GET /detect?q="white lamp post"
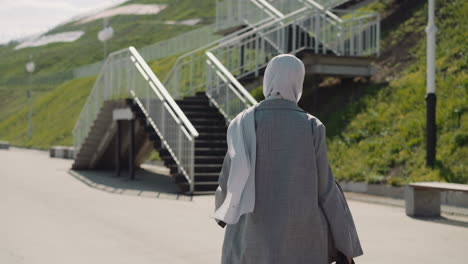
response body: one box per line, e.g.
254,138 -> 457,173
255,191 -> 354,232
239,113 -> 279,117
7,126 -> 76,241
98,18 -> 114,60
425,0 -> 437,167
25,55 -> 35,139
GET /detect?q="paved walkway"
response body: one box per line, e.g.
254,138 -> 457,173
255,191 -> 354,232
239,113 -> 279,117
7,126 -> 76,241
1,147 -> 467,263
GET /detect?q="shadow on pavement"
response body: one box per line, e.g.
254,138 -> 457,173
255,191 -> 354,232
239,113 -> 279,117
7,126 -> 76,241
409,215 -> 468,229
68,165 -> 193,201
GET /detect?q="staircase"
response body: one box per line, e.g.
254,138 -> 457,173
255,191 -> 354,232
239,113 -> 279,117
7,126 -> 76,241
72,0 -> 380,195
72,100 -> 127,170
174,93 -> 228,193
122,92 -> 228,193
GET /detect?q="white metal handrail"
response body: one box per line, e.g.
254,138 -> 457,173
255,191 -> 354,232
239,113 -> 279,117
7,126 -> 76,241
73,46 -> 199,193
138,25 -> 219,62
265,0 -> 307,15
267,0 -> 350,11
216,0 -> 349,30
205,52 -> 257,121
163,1 -> 379,106
314,0 -> 350,9
255,0 -> 285,19
162,14 -> 281,99
202,0 -> 379,124
209,6 -> 379,83
300,0 -> 343,22
72,48 -> 129,156
72,25 -> 219,79
217,0 -> 378,56
201,9 -> 314,122
216,0 -> 280,30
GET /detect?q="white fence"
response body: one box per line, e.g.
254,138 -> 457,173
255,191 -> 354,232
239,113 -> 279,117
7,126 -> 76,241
54,25 -> 219,80
216,0 -> 366,29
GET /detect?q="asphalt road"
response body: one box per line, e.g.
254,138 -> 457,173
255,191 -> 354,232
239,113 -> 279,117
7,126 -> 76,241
1,147 -> 467,263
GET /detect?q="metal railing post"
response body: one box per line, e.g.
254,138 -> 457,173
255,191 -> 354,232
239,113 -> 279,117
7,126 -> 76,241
190,139 -> 195,194
190,56 -> 194,93
177,125 -> 182,174
340,25 -> 344,55
255,36 -> 259,77
350,15 -> 355,56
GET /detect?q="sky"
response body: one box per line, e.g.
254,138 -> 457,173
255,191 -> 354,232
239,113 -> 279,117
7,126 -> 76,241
0,0 -> 128,44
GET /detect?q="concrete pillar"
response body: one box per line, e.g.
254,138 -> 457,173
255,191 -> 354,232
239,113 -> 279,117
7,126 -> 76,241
0,141 -> 10,150
115,120 -> 121,177
129,119 -> 135,180
405,186 -> 441,217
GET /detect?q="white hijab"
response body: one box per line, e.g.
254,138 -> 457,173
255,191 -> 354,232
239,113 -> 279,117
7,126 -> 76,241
263,54 -> 305,102
212,54 -> 305,225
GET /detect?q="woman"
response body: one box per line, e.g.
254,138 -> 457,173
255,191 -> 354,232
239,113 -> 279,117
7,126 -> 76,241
212,54 -> 363,263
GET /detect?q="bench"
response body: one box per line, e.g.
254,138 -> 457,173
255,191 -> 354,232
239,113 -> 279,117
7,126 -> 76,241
0,141 -> 9,150
50,146 -> 75,159
405,182 -> 468,217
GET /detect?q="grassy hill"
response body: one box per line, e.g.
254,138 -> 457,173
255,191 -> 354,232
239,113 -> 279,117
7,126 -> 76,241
250,0 -> 467,184
0,77 -> 95,148
0,0 -> 215,124
320,0 -> 467,185
0,0 -> 215,148
0,0 -> 214,79
0,0 -> 466,185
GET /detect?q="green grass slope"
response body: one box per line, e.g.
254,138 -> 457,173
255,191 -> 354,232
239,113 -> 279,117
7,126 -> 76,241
0,0 -> 216,123
0,51 -> 181,150
0,0 -> 216,148
0,0 -> 215,80
0,77 -> 95,148
325,0 -> 468,184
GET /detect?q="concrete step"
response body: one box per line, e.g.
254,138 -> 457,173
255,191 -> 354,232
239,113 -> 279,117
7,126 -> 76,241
179,181 -> 219,185
185,111 -> 223,119
175,99 -> 210,106
190,118 -> 226,127
177,182 -> 218,193
194,156 -> 225,164
179,96 -> 209,101
168,164 -> 222,174
196,126 -> 227,133
195,140 -> 227,148
90,122 -> 112,132
197,133 -> 226,140
179,105 -> 219,113
174,172 -> 220,183
163,155 -> 224,166
195,147 -> 227,156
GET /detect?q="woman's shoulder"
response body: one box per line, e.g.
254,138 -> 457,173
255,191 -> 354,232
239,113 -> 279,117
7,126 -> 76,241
227,104 -> 257,130
304,112 -> 325,129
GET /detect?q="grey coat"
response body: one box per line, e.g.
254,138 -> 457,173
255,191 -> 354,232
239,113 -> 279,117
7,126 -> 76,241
214,98 -> 363,264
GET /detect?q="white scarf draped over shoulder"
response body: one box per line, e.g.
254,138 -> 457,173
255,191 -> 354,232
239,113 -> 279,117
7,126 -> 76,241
212,104 -> 257,224
212,54 -> 305,225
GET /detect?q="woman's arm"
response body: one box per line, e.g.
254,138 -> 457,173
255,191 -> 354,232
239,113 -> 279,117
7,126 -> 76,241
312,119 -> 363,260
214,152 -> 231,228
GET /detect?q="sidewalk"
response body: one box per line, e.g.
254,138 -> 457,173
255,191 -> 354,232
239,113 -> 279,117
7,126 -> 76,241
1,147 -> 467,263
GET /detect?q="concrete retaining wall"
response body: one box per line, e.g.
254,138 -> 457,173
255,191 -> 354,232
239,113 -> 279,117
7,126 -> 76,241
338,181 -> 468,209
50,146 -> 75,159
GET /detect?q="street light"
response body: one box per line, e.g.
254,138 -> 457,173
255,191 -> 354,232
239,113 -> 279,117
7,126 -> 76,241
25,55 -> 35,139
425,0 -> 437,168
98,18 -> 114,60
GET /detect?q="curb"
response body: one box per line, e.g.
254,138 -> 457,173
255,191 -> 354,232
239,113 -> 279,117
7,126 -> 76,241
338,181 -> 468,209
